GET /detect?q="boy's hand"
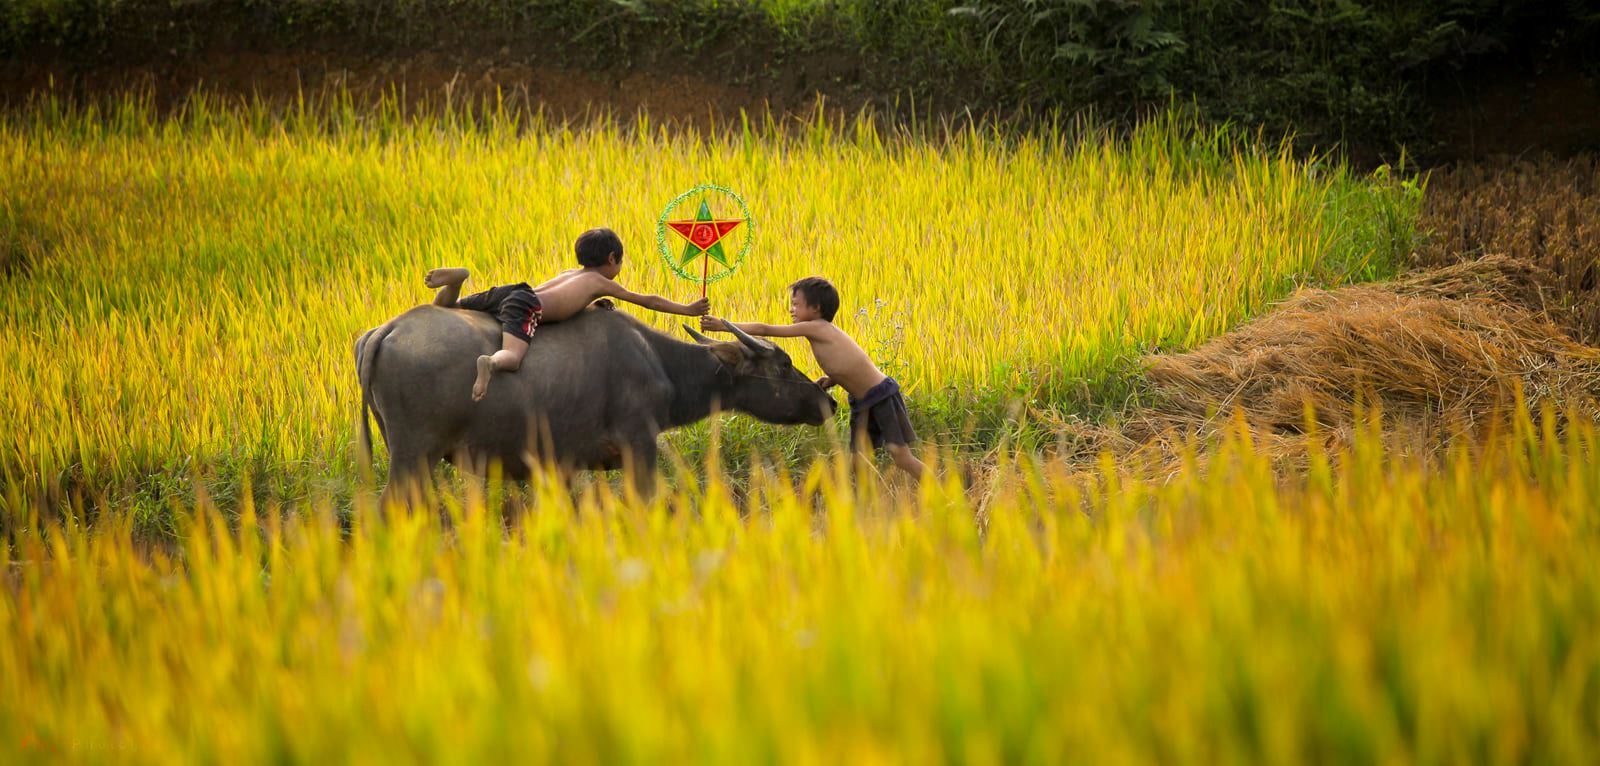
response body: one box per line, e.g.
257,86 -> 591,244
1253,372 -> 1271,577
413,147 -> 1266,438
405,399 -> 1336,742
700,316 -> 727,332
816,376 -> 835,390
685,297 -> 711,316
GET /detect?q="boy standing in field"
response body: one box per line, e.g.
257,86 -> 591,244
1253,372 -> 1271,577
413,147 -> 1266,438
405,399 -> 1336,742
700,277 -> 925,481
427,227 -> 710,401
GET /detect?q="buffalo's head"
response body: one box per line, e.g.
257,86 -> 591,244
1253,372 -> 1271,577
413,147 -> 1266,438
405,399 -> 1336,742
684,324 -> 837,426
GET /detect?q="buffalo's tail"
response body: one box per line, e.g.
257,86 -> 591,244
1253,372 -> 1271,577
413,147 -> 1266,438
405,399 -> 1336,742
355,321 -> 396,464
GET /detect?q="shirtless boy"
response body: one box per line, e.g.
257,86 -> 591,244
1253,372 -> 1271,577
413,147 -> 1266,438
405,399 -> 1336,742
700,276 -> 925,481
426,227 -> 710,401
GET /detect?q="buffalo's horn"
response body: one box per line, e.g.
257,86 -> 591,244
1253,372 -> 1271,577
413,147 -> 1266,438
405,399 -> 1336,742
724,321 -> 775,355
683,325 -> 717,345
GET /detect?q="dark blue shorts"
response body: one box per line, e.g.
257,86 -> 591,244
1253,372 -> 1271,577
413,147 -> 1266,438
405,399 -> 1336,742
847,376 -> 917,451
456,282 -> 543,342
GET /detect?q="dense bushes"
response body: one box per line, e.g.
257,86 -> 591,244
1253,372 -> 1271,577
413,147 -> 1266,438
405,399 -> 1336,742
3,0 -> 1597,157
943,1 -> 1597,152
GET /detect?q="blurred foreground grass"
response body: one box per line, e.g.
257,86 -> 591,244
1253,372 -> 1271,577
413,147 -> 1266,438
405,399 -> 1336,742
2,408 -> 1595,763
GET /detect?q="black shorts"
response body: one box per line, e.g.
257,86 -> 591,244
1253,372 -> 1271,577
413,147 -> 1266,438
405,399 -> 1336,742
456,282 -> 543,343
848,377 -> 917,452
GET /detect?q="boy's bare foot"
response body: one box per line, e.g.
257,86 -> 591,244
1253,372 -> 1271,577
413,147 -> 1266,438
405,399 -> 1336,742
425,267 -> 470,289
472,354 -> 494,401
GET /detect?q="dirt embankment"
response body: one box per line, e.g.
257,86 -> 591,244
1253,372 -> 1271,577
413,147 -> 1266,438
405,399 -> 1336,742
3,48 -> 898,131
2,4 -> 964,134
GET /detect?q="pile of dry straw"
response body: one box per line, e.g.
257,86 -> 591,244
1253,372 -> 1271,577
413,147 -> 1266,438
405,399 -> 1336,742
1072,255 -> 1600,466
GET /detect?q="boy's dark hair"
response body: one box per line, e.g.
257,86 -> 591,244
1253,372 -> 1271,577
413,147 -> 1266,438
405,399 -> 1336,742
575,228 -> 624,267
789,276 -> 840,321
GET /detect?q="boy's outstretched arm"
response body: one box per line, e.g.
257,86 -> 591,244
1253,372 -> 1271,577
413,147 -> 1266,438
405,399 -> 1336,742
700,316 -> 820,339
600,281 -> 710,316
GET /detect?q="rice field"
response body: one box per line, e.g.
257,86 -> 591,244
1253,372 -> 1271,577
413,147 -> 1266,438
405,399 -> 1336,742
0,92 -> 1417,511
4,410 -> 1597,763
13,92 -> 1594,764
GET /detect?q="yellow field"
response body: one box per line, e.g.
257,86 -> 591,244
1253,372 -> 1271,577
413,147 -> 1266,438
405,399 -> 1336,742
3,411 -> 1596,763
7,92 -> 1598,764
0,94 -> 1414,502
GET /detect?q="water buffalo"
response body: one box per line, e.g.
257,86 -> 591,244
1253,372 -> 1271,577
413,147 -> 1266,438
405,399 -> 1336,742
354,303 -> 836,501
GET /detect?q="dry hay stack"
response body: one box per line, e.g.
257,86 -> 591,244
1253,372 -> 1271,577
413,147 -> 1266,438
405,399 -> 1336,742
1079,255 -> 1600,466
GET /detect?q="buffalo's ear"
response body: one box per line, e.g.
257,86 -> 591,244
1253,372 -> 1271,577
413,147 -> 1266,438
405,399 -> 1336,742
709,343 -> 747,367
683,325 -> 717,345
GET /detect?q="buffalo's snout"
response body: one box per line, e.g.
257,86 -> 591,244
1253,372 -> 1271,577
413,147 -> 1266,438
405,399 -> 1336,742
820,392 -> 838,422
805,388 -> 838,425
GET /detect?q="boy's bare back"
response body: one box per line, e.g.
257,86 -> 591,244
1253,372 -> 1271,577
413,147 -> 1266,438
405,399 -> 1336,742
530,269 -> 606,322
788,320 -> 886,399
533,268 -> 709,322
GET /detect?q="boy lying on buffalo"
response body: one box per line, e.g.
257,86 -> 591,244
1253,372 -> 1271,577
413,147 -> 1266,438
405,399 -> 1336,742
426,227 -> 710,401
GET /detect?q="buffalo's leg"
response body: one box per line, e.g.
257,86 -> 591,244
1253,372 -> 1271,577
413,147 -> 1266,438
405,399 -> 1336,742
451,446 -> 503,510
621,439 -> 659,500
380,442 -> 437,509
380,466 -> 427,509
425,267 -> 471,307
